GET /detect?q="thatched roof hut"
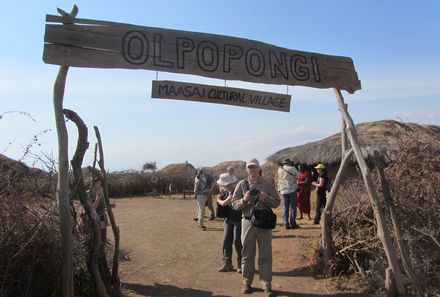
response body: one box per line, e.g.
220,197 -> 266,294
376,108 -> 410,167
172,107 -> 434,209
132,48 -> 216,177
158,161 -> 196,177
0,154 -> 46,178
267,120 -> 439,165
266,120 -> 440,179
210,160 -> 247,179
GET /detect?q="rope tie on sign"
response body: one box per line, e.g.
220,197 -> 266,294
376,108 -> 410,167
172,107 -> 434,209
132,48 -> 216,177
286,85 -> 289,95
224,80 -> 227,87
156,71 -> 158,80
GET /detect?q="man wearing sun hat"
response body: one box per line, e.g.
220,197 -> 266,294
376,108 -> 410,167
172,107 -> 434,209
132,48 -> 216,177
277,158 -> 299,229
232,158 -> 280,297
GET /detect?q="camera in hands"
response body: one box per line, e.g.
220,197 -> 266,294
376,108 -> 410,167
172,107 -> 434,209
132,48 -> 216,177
249,188 -> 260,196
219,191 -> 229,200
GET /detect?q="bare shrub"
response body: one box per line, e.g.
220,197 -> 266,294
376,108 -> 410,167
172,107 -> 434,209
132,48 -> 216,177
0,159 -> 98,297
331,180 -> 385,293
327,125 -> 440,295
106,172 -> 194,197
0,163 -> 62,296
384,130 -> 440,296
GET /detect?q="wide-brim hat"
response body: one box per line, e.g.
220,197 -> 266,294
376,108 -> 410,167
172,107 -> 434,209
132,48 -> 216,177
217,173 -> 239,186
315,163 -> 326,170
282,158 -> 292,165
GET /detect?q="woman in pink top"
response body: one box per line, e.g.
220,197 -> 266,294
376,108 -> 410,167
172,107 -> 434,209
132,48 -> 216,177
297,164 -> 312,220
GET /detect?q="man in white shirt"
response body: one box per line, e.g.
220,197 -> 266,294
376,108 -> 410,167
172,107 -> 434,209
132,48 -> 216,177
277,158 -> 299,229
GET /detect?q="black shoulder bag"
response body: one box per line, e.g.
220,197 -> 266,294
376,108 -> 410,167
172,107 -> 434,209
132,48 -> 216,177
216,191 -> 230,218
245,180 -> 277,229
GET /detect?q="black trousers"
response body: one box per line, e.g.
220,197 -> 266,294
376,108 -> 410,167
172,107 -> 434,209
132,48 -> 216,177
314,192 -> 327,224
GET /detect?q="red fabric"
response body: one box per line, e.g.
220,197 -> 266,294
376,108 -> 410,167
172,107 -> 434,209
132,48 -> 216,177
297,170 -> 311,214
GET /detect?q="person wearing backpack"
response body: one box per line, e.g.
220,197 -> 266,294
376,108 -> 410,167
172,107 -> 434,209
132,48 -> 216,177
232,158 -> 280,297
311,164 -> 328,225
277,158 -> 300,229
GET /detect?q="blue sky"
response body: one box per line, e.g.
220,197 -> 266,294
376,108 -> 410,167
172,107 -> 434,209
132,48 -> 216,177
1,1 -> 439,171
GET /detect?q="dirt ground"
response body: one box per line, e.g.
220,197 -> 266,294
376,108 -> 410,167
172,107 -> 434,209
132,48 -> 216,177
112,195 -> 368,297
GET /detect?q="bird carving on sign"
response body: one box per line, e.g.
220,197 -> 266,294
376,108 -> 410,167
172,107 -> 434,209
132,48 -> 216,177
57,4 -> 78,19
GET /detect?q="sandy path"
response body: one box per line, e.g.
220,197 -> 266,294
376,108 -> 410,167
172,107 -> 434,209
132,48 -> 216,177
113,196 -> 367,297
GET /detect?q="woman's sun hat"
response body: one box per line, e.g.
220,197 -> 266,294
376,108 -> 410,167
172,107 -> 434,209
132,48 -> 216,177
217,173 -> 239,186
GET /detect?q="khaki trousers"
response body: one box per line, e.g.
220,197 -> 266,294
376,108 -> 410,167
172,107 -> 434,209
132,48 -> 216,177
196,194 -> 208,228
206,194 -> 215,217
241,218 -> 272,288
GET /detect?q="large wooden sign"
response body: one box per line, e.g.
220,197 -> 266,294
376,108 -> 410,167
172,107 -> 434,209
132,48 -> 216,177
43,15 -> 361,93
151,80 -> 291,112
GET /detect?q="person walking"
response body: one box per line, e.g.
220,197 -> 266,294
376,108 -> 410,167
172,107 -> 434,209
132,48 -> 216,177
194,169 -> 208,230
203,170 -> 216,220
216,173 -> 242,273
277,158 -> 299,229
311,164 -> 328,225
232,158 -> 280,297
297,164 -> 312,220
227,165 -> 236,178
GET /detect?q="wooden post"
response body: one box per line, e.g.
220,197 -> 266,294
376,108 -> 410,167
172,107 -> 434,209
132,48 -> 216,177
333,88 -> 406,296
322,112 -> 351,265
341,109 -> 348,155
374,151 -> 424,297
94,126 -> 121,293
54,63 -> 74,297
63,109 -> 108,297
322,148 -> 353,264
52,7 -> 79,296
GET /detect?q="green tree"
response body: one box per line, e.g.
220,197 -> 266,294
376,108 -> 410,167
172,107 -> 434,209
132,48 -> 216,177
142,161 -> 157,172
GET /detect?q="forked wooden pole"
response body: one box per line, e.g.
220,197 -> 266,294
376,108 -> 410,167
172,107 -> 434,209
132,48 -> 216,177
63,109 -> 108,297
94,126 -> 121,293
322,111 -> 351,264
373,151 -> 424,297
333,88 -> 406,296
322,148 -> 353,264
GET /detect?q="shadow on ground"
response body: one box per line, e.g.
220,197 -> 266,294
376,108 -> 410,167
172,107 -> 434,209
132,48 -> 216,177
122,282 -> 233,297
274,291 -> 371,297
272,266 -> 317,278
122,281 -> 370,297
272,234 -> 311,239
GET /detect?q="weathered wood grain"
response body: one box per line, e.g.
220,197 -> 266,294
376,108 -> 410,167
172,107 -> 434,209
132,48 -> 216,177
151,80 -> 291,112
43,15 -> 361,93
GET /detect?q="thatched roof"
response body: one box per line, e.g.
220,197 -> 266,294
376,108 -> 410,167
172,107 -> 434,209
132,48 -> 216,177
210,160 -> 247,179
158,162 -> 196,177
267,120 -> 440,166
0,154 -> 30,173
0,154 -> 46,177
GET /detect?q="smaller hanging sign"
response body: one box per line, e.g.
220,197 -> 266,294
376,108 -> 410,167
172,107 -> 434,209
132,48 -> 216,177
151,80 -> 291,112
